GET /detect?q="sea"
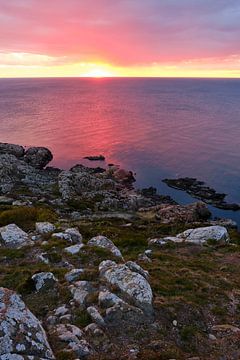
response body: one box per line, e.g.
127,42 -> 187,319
0,77 -> 240,224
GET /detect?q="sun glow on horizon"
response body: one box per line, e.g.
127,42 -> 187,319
0,53 -> 240,78
82,67 -> 115,78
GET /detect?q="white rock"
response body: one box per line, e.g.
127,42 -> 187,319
98,290 -> 124,308
65,228 -> 83,243
52,232 -> 72,241
177,226 -> 229,244
99,260 -> 116,273
65,268 -> 84,283
64,244 -> 84,255
0,224 -> 32,249
55,323 -> 91,357
35,222 -> 56,234
88,235 -> 123,258
99,261 -> 153,311
87,306 -> 105,327
56,323 -> 83,342
148,237 -> 182,246
125,261 -> 149,279
54,305 -> 69,317
70,281 -> 93,306
32,272 -> 58,291
0,287 -> 54,358
84,323 -> 104,336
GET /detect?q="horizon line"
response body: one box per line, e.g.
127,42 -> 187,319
1,76 -> 240,80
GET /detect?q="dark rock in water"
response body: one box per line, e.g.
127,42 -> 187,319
0,142 -> 25,158
139,187 -> 177,206
24,146 -> 53,169
163,177 -> 240,211
70,164 -> 105,174
84,155 -> 105,161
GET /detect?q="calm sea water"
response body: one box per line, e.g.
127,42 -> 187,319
0,78 -> 240,223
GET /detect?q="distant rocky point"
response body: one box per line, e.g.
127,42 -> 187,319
163,177 -> 240,211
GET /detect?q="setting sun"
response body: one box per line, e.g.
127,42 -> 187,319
82,68 -> 114,78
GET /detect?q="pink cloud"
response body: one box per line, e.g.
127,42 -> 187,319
0,0 -> 240,66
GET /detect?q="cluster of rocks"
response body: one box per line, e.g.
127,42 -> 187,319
0,142 -> 239,358
0,219 -> 155,358
0,142 -> 172,214
163,177 -> 240,211
148,225 -> 230,246
138,201 -> 212,224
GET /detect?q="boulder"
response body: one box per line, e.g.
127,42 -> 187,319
88,235 -> 123,258
0,287 -> 54,358
58,168 -> 116,201
112,168 -> 136,186
35,222 -> 56,234
70,281 -> 93,306
0,142 -> 24,158
98,290 -> 124,308
32,272 -> 58,291
138,202 -> 211,223
64,244 -> 84,255
0,224 -> 32,249
87,306 -> 106,327
125,261 -> 149,279
65,228 -> 83,243
24,147 -> 53,169
0,152 -> 59,196
99,261 -> 153,312
55,324 -> 91,357
177,226 -> 229,244
65,268 -> 84,283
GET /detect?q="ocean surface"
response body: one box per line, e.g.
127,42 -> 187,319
0,77 -> 240,224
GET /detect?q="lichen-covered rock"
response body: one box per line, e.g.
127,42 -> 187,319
65,268 -> 84,283
0,287 -> 54,358
0,152 -> 59,196
32,272 -> 58,291
64,244 -> 84,255
88,235 -> 123,258
65,228 -> 83,243
87,306 -> 105,327
0,224 -> 32,249
177,225 -> 230,244
125,261 -> 149,279
99,261 -> 153,312
55,324 -> 91,357
35,222 -> 56,234
0,142 -> 25,158
138,202 -> 211,223
58,167 -> 116,201
24,147 -> 53,169
70,281 -> 93,306
98,290 -> 124,308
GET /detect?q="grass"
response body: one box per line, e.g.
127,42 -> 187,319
0,206 -> 57,230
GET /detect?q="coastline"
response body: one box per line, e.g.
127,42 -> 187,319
0,142 -> 240,359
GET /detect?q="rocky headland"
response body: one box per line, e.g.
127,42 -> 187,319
0,142 -> 240,359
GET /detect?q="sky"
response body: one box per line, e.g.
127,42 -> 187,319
0,0 -> 240,77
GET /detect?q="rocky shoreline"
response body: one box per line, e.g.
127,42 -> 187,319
163,177 -> 240,211
0,142 -> 240,359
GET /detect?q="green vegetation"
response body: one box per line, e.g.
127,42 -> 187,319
0,206 -> 57,230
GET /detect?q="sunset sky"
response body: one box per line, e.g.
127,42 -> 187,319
0,0 -> 240,78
